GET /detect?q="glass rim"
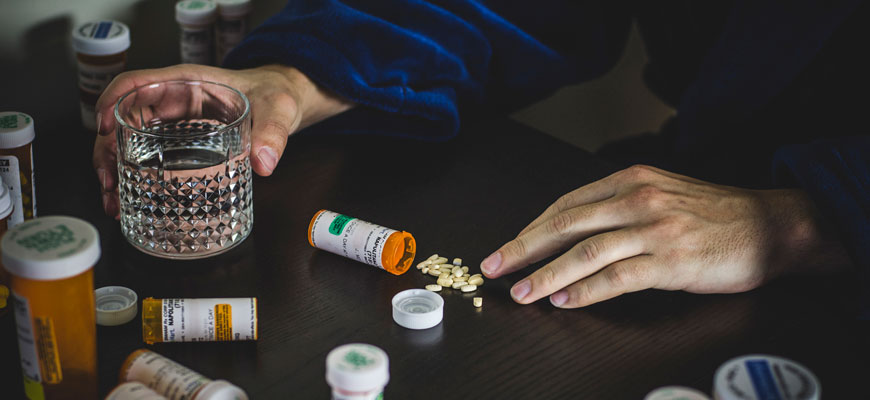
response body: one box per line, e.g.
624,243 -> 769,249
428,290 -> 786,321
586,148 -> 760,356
114,80 -> 250,139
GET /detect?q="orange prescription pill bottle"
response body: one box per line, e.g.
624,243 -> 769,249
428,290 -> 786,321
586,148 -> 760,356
141,297 -> 258,344
0,111 -> 37,226
308,210 -> 416,275
72,21 -> 130,131
120,349 -> 249,400
1,216 -> 101,400
106,381 -> 168,400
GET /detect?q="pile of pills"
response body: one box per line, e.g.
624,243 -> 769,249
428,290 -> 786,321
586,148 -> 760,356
418,254 -> 484,308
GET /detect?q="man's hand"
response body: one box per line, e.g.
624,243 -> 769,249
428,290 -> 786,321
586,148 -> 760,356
93,64 -> 353,218
480,165 -> 850,308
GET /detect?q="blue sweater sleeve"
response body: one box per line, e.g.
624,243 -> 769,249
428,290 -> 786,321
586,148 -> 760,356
223,0 -> 631,140
773,136 -> 870,319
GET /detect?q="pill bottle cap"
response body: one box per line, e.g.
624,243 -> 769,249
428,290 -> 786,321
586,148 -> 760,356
391,289 -> 444,330
96,286 -> 138,326
714,354 -> 820,400
176,0 -> 218,26
1,216 -> 101,281
72,21 -> 131,56
195,380 -> 249,400
326,343 -> 389,392
216,0 -> 252,18
0,177 -> 12,220
0,111 -> 36,148
644,386 -> 710,400
106,382 -> 167,400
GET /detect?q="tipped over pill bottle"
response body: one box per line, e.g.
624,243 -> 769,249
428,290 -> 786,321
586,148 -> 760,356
0,111 -> 37,226
326,343 -> 389,400
308,210 -> 416,275
141,297 -> 258,344
120,349 -> 249,400
2,216 -> 101,399
72,20 -> 130,131
107,381 -> 168,400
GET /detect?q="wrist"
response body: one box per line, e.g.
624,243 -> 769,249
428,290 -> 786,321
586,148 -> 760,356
255,64 -> 354,129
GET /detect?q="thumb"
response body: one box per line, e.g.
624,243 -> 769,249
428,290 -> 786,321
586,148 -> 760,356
250,92 -> 302,176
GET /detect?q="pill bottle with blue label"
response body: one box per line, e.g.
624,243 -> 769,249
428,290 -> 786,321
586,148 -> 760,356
72,21 -> 130,131
308,210 -> 416,275
713,354 -> 819,400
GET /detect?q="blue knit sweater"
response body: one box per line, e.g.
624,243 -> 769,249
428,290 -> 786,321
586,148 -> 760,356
226,0 -> 870,317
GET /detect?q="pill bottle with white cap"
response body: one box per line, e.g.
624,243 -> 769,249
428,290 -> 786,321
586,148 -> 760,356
176,0 -> 218,65
308,210 -> 416,275
0,176 -> 12,317
0,111 -> 37,226
326,343 -> 390,400
71,20 -> 130,131
1,216 -> 101,399
106,381 -> 168,400
644,386 -> 710,400
713,354 -> 820,400
120,349 -> 249,400
215,0 -> 252,64
141,297 -> 258,344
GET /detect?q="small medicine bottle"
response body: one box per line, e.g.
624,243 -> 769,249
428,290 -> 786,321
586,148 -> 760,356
0,177 -> 12,317
107,381 -> 168,400
120,349 -> 249,400
215,0 -> 252,65
1,216 -> 101,400
71,20 -> 131,131
141,297 -> 258,344
326,343 -> 390,400
0,111 -> 37,226
176,0 -> 218,65
308,210 -> 416,275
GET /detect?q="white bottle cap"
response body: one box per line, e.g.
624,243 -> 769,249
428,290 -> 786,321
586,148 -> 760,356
0,177 -> 12,220
714,354 -> 820,400
216,0 -> 252,18
391,289 -> 443,330
72,21 -> 131,56
326,343 -> 389,393
106,381 -> 167,400
1,216 -> 101,281
96,286 -> 138,326
0,111 -> 36,149
176,0 -> 218,26
644,386 -> 710,400
194,380 -> 249,400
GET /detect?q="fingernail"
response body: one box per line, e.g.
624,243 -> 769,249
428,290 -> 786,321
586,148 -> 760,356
550,291 -> 568,307
96,112 -> 102,135
97,168 -> 107,191
511,280 -> 531,302
258,147 -> 278,173
481,251 -> 502,275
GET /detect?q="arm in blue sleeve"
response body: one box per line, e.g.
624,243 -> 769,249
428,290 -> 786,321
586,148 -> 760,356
223,0 -> 631,140
773,136 -> 870,319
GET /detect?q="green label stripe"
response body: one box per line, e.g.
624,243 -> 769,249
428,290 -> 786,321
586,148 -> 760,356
0,115 -> 18,129
328,215 -> 355,235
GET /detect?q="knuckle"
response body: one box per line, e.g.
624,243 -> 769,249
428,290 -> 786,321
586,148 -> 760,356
606,265 -> 632,288
574,283 -> 596,307
622,164 -> 655,181
536,266 -> 559,289
503,238 -> 528,259
629,184 -> 668,210
553,193 -> 573,211
548,211 -> 575,236
574,240 -> 602,264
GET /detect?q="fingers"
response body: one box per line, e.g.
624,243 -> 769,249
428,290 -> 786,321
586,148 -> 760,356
249,90 -> 302,176
93,134 -> 120,218
482,201 -> 629,278
509,228 -> 647,304
548,255 -> 657,308
517,176 -> 620,237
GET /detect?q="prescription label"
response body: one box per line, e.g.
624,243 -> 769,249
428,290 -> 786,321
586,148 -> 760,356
124,351 -> 211,400
310,210 -> 396,269
34,317 -> 62,384
161,298 -> 257,342
77,60 -> 125,95
13,292 -> 43,388
0,155 -> 25,225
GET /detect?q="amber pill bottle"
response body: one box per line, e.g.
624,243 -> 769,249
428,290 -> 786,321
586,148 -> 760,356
1,216 -> 101,399
0,111 -> 37,226
72,21 -> 130,131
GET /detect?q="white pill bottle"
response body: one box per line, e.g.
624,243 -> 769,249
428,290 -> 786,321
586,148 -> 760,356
326,343 -> 389,400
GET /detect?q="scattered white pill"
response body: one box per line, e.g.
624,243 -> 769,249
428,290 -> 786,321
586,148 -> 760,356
428,269 -> 443,277
453,269 -> 463,278
461,266 -> 469,273
453,258 -> 462,266
417,261 -> 431,269
468,276 -> 484,286
452,281 -> 468,289
437,278 -> 454,287
461,284 -> 477,293
428,254 -> 439,260
425,284 -> 442,292
473,297 -> 482,308
453,275 -> 468,282
422,267 -> 429,274
431,257 -> 448,265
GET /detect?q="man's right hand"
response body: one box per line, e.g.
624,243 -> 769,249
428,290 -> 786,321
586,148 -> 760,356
93,64 -> 354,218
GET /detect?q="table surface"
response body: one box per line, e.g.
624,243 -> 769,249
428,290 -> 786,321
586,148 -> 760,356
2,107 -> 870,399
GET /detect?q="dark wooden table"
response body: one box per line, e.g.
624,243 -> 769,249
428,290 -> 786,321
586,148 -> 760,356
2,102 -> 870,399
